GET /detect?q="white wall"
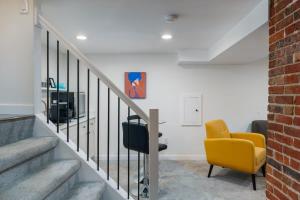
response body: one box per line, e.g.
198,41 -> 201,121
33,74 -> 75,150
88,53 -> 268,160
0,0 -> 35,114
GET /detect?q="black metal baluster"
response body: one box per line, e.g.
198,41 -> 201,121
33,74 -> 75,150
143,148 -> 146,197
127,107 -> 130,199
87,69 -> 90,161
107,88 -> 110,180
117,97 -> 120,189
77,59 -> 80,152
46,31 -> 50,124
67,50 -> 70,142
97,78 -> 100,171
138,117 -> 140,200
56,40 -> 60,133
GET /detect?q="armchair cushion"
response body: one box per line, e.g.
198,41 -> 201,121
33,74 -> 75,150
204,138 -> 256,173
230,132 -> 266,148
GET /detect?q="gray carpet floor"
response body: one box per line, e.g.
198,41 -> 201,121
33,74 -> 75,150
99,160 -> 265,200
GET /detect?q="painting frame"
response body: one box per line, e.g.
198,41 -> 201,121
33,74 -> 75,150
124,72 -> 146,99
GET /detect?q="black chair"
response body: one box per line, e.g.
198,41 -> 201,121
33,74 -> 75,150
122,122 -> 167,154
126,115 -> 163,137
122,115 -> 167,198
251,120 -> 268,141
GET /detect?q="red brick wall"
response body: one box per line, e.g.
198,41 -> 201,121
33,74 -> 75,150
268,0 -> 300,199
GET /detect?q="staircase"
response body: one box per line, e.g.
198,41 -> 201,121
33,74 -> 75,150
0,115 -> 106,200
32,14 -> 159,200
0,13 -> 160,199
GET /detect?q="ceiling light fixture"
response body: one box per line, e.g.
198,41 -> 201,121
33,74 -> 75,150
164,14 -> 179,23
161,34 -> 173,40
76,34 -> 87,40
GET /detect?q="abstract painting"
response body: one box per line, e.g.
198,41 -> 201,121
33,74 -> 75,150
125,72 -> 146,99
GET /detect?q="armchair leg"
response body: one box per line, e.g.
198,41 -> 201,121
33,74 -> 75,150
252,174 -> 256,190
261,164 -> 266,177
208,165 -> 214,178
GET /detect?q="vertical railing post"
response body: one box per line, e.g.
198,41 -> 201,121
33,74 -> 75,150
127,107 -> 130,199
148,109 -> 159,200
117,97 -> 120,189
137,118 -> 141,200
46,31 -> 49,124
107,88 -> 110,180
56,40 -> 60,133
66,50 -> 70,142
87,69 -> 90,161
77,59 -> 80,152
97,78 -> 100,171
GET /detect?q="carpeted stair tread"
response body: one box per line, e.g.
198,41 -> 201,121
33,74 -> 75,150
0,160 -> 80,200
64,182 -> 106,200
0,137 -> 58,173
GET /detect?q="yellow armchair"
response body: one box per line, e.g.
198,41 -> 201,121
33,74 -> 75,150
204,120 -> 266,190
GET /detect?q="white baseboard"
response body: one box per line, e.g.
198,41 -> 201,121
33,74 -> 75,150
96,154 -> 206,161
0,104 -> 34,115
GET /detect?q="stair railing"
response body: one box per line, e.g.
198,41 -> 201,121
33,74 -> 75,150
36,14 -> 159,200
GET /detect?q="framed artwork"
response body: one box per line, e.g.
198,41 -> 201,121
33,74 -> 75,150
125,72 -> 146,99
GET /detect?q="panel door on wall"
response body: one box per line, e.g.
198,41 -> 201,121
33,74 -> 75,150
181,94 -> 202,126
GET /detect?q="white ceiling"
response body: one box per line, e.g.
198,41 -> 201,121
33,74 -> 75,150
209,24 -> 268,65
40,0 -> 263,54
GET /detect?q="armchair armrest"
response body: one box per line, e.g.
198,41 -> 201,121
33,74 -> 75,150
204,138 -> 256,173
230,132 -> 266,148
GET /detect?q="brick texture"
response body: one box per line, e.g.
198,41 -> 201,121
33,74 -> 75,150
268,0 -> 300,199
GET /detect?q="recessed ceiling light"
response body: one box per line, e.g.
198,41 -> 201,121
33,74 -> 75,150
161,34 -> 173,40
164,14 -> 179,23
76,34 -> 87,40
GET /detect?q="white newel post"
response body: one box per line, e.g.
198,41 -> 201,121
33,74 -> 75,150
148,109 -> 159,200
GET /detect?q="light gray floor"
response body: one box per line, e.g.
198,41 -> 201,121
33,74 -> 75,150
99,160 -> 266,200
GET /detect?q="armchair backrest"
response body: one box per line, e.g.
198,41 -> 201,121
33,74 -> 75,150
205,119 -> 231,138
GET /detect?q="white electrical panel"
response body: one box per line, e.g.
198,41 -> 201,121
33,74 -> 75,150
181,94 -> 202,126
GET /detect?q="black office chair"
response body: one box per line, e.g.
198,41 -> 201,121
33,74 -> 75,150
122,115 -> 167,198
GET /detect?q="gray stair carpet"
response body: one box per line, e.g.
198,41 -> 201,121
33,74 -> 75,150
64,182 -> 106,200
0,137 -> 58,173
0,116 -> 107,200
0,116 -> 35,147
0,160 -> 80,200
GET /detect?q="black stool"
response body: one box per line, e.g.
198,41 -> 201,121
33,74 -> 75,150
122,115 -> 167,198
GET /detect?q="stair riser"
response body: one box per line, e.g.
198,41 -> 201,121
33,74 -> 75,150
45,173 -> 78,200
0,149 -> 55,189
0,117 -> 35,147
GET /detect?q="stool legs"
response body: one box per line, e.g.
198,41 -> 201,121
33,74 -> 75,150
140,154 -> 149,198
